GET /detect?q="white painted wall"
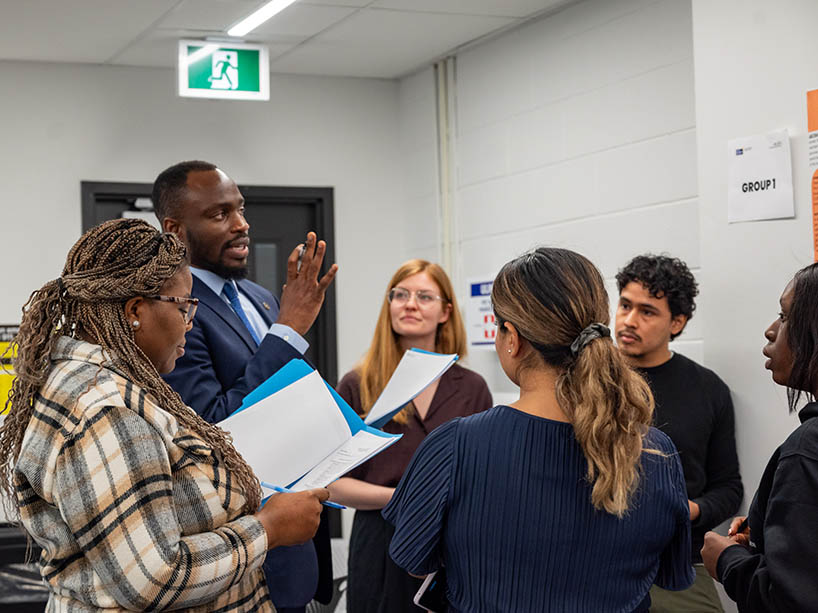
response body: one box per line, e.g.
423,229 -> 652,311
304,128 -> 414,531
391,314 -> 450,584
692,0 -> 816,507
397,67 -> 441,267
337,65 -> 444,370
332,65 -> 442,542
449,0 -> 701,400
0,60 -> 405,379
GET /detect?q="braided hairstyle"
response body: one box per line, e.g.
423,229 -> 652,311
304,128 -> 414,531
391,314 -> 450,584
0,218 -> 261,516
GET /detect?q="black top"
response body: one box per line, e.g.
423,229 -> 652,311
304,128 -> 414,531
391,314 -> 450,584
383,407 -> 695,612
639,353 -> 743,561
717,402 -> 818,612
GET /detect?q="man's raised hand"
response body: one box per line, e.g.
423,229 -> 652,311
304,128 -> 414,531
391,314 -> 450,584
277,232 -> 338,336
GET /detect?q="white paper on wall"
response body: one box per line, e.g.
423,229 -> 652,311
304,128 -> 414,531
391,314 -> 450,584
466,279 -> 496,351
727,129 -> 794,223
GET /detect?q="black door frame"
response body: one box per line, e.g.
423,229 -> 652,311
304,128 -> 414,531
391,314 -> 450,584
80,181 -> 338,385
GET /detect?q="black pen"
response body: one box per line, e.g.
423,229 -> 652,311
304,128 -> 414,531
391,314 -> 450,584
736,518 -> 749,534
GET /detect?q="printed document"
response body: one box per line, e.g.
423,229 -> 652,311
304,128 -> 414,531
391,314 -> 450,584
365,349 -> 459,429
219,361 -> 399,490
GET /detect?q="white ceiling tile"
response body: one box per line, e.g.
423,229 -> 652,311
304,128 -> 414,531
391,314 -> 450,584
371,0 -> 565,18
301,0 -> 374,7
312,8 -> 515,46
269,9 -> 516,78
250,4 -> 358,39
112,29 -> 299,68
0,0 -> 549,77
0,0 -> 179,64
268,41 -> 407,78
158,0 -> 264,32
112,31 -> 183,68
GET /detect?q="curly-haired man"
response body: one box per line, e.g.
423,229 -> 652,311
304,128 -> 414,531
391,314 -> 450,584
616,254 -> 742,612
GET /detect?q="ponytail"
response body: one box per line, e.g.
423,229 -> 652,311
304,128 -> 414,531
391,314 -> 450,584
492,247 -> 656,517
555,338 -> 653,517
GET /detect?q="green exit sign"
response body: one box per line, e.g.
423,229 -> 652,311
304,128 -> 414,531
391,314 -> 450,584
178,40 -> 270,101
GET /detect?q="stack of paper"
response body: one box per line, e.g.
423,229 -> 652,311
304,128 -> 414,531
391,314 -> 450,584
219,348 -> 459,493
219,359 -> 399,493
365,349 -> 459,428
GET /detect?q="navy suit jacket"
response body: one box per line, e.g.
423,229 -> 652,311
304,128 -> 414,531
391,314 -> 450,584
164,276 -> 331,607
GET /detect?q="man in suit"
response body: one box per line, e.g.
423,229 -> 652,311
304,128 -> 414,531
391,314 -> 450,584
152,160 -> 338,612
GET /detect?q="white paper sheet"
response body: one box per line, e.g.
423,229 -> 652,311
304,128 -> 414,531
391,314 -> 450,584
364,350 -> 458,426
466,279 -> 497,351
219,370 -> 351,488
727,129 -> 794,223
289,430 -> 397,491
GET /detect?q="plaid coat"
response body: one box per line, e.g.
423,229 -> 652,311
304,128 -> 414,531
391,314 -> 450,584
14,336 -> 274,611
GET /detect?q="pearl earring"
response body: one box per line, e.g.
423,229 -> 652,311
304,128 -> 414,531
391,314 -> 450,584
132,320 -> 140,329
508,348 -> 512,353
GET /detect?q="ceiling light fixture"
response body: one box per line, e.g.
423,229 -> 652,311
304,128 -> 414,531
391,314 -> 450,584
228,0 -> 300,37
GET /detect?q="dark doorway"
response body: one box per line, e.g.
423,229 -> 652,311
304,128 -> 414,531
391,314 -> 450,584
81,181 -> 338,386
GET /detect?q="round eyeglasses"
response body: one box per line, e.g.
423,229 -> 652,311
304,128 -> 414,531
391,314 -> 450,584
388,287 -> 444,307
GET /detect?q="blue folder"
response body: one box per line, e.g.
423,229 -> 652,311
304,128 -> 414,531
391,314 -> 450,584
233,359 -> 399,489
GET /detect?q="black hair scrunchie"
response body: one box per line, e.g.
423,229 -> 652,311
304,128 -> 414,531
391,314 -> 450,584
569,323 -> 610,357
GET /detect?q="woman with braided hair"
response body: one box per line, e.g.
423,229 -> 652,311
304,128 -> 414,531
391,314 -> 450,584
382,248 -> 694,612
0,218 -> 328,611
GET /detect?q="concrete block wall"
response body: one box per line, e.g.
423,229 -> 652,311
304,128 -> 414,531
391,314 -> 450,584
692,0 -> 818,506
450,0 -> 702,395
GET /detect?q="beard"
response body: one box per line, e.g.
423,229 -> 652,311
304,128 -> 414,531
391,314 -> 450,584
188,231 -> 249,280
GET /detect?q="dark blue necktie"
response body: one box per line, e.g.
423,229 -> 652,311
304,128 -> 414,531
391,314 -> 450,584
222,281 -> 262,345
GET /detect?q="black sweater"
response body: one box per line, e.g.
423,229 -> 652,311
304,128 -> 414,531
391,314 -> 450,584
640,353 -> 743,562
717,402 -> 818,612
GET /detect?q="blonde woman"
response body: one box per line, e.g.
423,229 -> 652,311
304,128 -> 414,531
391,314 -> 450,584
330,259 -> 491,613
383,248 -> 694,612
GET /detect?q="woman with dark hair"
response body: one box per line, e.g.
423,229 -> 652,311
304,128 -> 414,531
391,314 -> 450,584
702,262 -> 818,612
383,248 -> 694,612
0,218 -> 327,611
330,259 -> 491,613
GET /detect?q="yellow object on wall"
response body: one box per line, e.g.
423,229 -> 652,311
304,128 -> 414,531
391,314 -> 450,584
0,341 -> 15,415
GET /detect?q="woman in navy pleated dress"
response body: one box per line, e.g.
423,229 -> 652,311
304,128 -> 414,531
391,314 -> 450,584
383,248 -> 694,612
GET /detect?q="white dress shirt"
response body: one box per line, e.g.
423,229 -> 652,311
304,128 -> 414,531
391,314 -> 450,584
190,267 -> 309,354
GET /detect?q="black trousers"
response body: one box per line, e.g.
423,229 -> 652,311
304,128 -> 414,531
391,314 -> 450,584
346,510 -> 425,613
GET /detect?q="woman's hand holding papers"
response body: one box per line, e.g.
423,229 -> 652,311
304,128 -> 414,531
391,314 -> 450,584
256,487 -> 330,549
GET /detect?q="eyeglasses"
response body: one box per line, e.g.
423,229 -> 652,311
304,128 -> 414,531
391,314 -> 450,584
146,295 -> 199,323
388,287 -> 445,307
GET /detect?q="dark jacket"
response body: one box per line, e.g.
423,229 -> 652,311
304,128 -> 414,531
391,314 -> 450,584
717,402 -> 818,612
164,276 -> 301,423
164,275 -> 332,607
